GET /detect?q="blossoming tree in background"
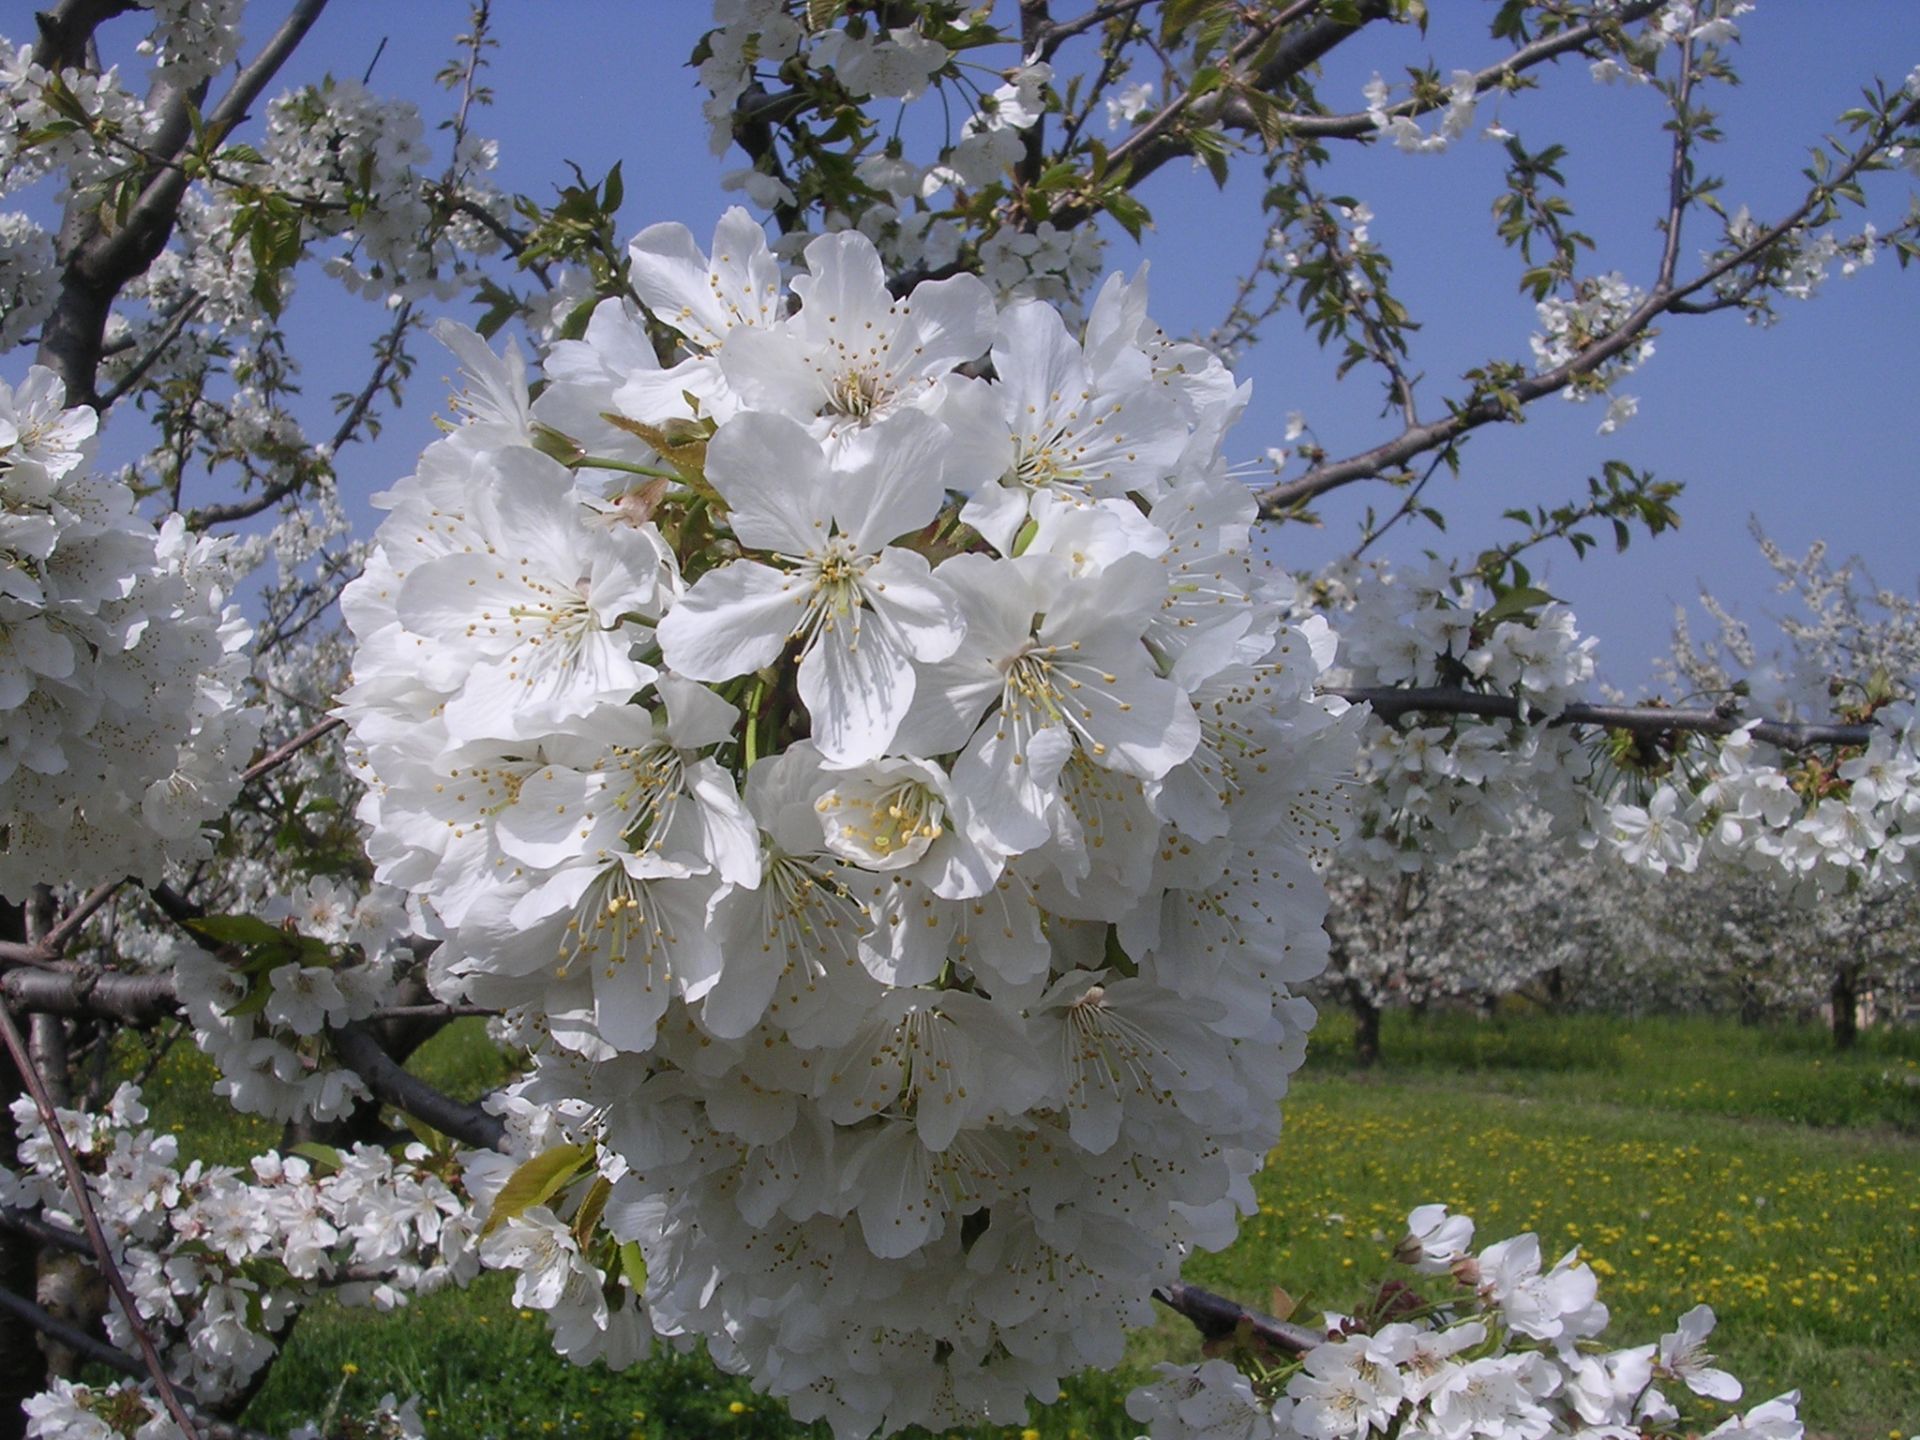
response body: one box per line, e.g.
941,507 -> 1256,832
1,2 -> 1917,1437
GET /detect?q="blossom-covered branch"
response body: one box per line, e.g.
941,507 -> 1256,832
1329,685 -> 1876,751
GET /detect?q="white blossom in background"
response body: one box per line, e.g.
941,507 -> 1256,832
1307,559 -> 1599,885
0,211 -> 54,349
341,212 -> 1360,1438
164,874 -> 415,1123
0,367 -> 262,902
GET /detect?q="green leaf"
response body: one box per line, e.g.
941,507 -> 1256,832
291,1142 -> 344,1175
1105,190 -> 1152,240
617,1239 -> 648,1292
400,1111 -> 453,1155
222,983 -> 274,1020
188,914 -> 295,948
1480,585 -> 1555,628
572,1175 -> 612,1250
482,1143 -> 592,1236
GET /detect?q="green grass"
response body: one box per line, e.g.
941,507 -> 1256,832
117,1013 -> 1920,1440
1312,1008 -> 1920,1132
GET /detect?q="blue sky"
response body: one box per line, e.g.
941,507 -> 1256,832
44,1 -> 1920,697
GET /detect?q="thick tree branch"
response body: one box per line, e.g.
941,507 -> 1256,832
1155,1279 -> 1324,1355
30,0 -> 137,70
327,1023 -> 506,1151
3,967 -> 179,1022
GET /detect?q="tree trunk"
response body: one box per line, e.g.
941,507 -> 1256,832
1352,991 -> 1382,1068
1830,961 -> 1861,1050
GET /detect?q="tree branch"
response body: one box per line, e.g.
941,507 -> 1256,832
1035,0 -> 1155,59
1,1201 -> 90,1257
1652,29 -> 1699,292
30,0 -> 138,70
3,967 -> 179,1022
1155,1279 -> 1324,1355
36,0 -> 330,402
240,716 -> 344,786
1256,90 -> 1920,516
187,301 -> 416,529
1327,686 -> 1875,750
3,962 -> 507,1149
96,294 -> 207,410
327,1023 -> 506,1151
1253,2 -> 1664,140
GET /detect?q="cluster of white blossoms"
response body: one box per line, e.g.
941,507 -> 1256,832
259,76 -> 499,303
168,875 -> 413,1122
1,38 -> 151,195
340,210 -> 1360,1436
1126,1204 -> 1803,1440
0,368 -> 260,901
1531,273 -> 1650,384
1361,70 -> 1486,155
1311,560 -> 1597,878
1604,704 -> 1920,894
1,1083 -> 473,1410
26,1381 -> 425,1440
0,210 -> 54,350
696,4 -> 1104,302
1318,555 -> 1919,904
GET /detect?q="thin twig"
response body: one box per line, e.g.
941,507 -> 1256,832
1653,29 -> 1698,292
240,716 -> 344,786
96,295 -> 206,409
1257,91 -> 1920,514
40,878 -> 127,956
1255,1 -> 1665,140
0,1004 -> 203,1439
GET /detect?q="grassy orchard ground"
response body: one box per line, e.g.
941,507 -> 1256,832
118,1013 -> 1920,1440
